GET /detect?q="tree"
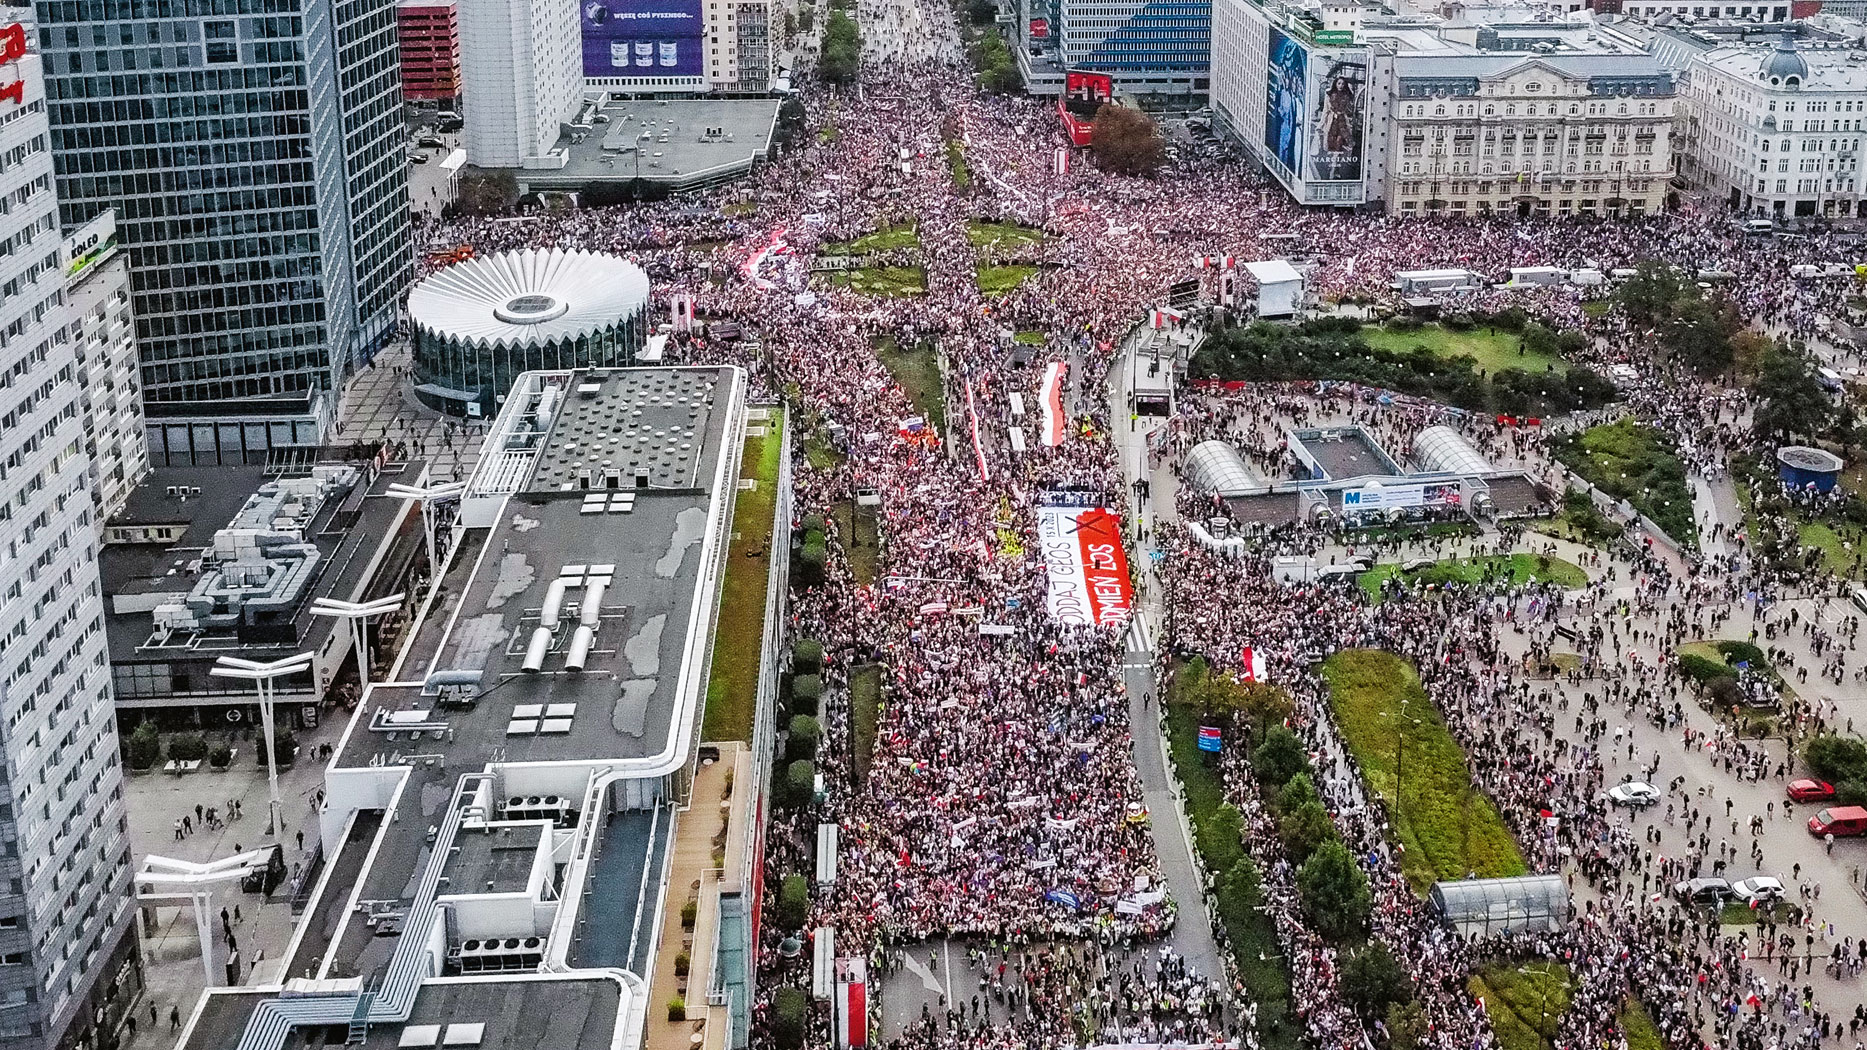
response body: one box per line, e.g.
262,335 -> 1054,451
126,721 -> 161,770
1089,105 -> 1166,175
1222,858 -> 1262,909
168,734 -> 209,763
1275,772 -> 1321,814
971,33 -> 1022,93
819,9 -> 860,83
773,987 -> 809,1050
794,638 -> 825,674
1196,804 -> 1246,874
776,873 -> 811,929
787,714 -> 821,761
1752,343 -> 1833,442
1614,262 -> 1686,329
1237,682 -> 1295,736
1277,799 -> 1334,864
1661,293 -> 1741,376
1386,1000 -> 1430,1050
1340,942 -> 1413,1018
784,759 -> 818,808
790,673 -> 823,717
967,0 -> 995,22
1252,725 -> 1309,787
456,169 -> 519,215
1297,840 -> 1371,941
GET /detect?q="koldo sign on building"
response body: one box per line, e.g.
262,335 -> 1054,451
581,0 -> 704,77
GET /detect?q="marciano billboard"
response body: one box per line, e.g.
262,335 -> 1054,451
582,0 -> 704,78
1307,51 -> 1366,183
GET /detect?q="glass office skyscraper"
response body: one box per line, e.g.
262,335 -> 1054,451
31,0 -> 412,458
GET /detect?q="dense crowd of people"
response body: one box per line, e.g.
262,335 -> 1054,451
398,0 -> 1867,1045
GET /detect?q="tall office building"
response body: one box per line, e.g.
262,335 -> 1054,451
460,0 -> 581,168
30,0 -> 414,464
61,210 -> 149,527
0,33 -> 141,1050
396,0 -> 461,102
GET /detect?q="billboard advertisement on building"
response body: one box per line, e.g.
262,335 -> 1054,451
1263,28 -> 1307,179
581,0 -> 704,78
1307,52 -> 1366,183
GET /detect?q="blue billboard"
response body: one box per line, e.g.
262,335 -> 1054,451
582,0 -> 704,78
1264,28 -> 1307,179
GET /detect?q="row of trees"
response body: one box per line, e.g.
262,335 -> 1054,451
1180,662 -> 1413,1023
1193,315 -> 1616,418
124,720 -> 295,770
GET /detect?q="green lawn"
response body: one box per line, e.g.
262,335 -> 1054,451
1553,417 -> 1697,550
703,409 -> 785,742
824,224 -> 920,255
1362,324 -> 1564,375
1163,701 -> 1301,1050
1798,520 -> 1867,580
1619,1002 -> 1663,1050
849,664 -> 883,788
829,266 -> 927,297
977,264 -> 1039,297
1358,553 -> 1589,602
832,500 -> 880,585
966,220 -> 1050,250
1469,962 -> 1572,1050
1581,300 -> 1612,318
875,334 -> 946,429
1013,330 -> 1046,345
1323,651 -> 1527,891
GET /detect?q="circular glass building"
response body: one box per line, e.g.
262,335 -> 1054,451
408,248 -> 652,415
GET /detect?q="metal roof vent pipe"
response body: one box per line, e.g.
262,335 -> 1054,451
522,627 -> 552,672
565,625 -> 595,672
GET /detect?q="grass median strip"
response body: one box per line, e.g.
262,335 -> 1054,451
1163,700 -> 1300,1050
1324,650 -> 1527,891
1358,553 -> 1589,602
703,409 -> 784,742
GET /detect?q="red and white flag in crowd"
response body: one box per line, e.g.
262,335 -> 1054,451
1053,148 -> 1069,176
834,957 -> 868,1048
1039,361 -> 1068,447
1239,646 -> 1267,682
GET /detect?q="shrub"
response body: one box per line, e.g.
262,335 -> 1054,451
787,715 -> 821,761
126,722 -> 161,770
777,873 -> 811,929
681,900 -> 697,929
674,951 -> 690,977
1714,640 -> 1769,670
794,638 -> 824,674
1277,799 -> 1334,865
1805,734 -> 1867,783
258,729 -> 298,767
796,541 -> 827,587
667,998 -> 686,1022
168,734 -> 209,763
773,988 -> 808,1050
208,743 -> 234,769
1676,653 -> 1735,686
801,512 -> 827,535
785,759 -> 818,808
790,674 -> 823,717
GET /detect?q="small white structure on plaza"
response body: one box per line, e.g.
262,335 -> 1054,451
1241,259 -> 1304,318
1185,440 -> 1265,497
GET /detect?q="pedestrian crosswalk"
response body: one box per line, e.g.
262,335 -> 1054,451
1124,610 -> 1156,654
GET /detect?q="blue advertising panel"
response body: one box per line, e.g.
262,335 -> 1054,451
1264,28 -> 1307,179
582,0 -> 704,78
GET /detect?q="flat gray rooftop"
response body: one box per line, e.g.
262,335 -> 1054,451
535,97 -> 779,187
182,975 -> 623,1050
1295,430 -> 1403,482
444,824 -> 546,896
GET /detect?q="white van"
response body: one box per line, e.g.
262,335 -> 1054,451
1852,586 -> 1867,616
1744,218 -> 1776,236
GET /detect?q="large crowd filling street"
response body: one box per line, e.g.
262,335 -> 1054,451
400,0 -> 1867,1045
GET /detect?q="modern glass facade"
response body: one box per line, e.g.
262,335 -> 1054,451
32,0 -> 412,418
1061,0 -> 1210,76
412,314 -> 646,415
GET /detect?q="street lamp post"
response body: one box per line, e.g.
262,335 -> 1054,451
210,653 -> 314,838
309,593 -> 406,694
386,480 -> 465,592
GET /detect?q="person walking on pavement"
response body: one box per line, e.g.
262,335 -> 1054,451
170,1005 -> 181,1032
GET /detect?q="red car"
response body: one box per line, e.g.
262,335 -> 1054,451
1788,779 -> 1836,803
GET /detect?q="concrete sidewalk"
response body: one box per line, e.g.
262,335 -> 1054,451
118,718 -> 346,1050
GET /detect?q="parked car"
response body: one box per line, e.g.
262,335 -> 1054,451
417,134 -> 446,148
1606,782 -> 1660,807
409,150 -> 429,163
1808,805 -> 1867,837
1787,779 -> 1835,802
1672,877 -> 1733,904
1730,877 -> 1785,903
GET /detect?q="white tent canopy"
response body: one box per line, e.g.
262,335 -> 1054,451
1241,260 -> 1304,318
